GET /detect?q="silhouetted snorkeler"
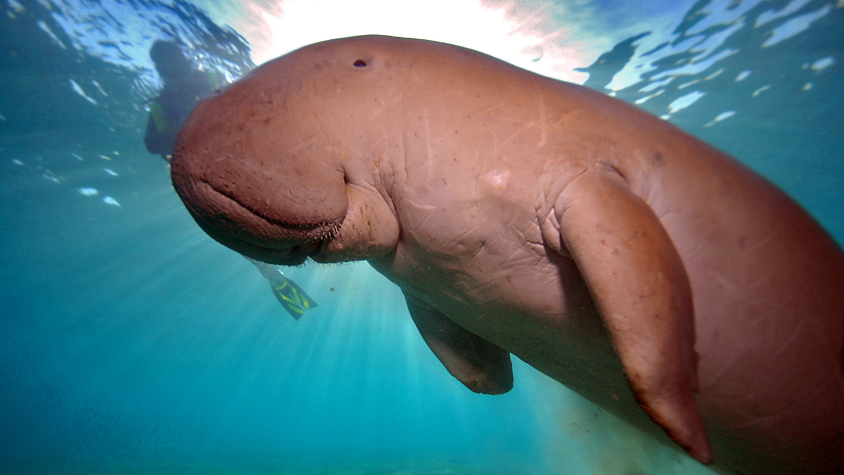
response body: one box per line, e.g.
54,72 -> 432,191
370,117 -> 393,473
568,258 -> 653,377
143,40 -> 317,319
144,40 -> 222,162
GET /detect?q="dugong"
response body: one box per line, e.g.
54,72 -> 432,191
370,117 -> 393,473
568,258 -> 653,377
170,36 -> 844,474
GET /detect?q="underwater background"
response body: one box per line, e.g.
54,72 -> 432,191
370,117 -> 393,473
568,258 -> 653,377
1,0 -> 841,473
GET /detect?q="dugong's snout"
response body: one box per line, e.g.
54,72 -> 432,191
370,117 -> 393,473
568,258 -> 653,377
169,56 -> 402,267
170,159 -> 340,266
169,93 -> 348,266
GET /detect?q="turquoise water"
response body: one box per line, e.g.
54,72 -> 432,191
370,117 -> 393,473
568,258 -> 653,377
1,1 -> 841,474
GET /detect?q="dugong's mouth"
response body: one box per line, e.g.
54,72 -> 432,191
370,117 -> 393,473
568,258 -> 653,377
186,180 -> 341,266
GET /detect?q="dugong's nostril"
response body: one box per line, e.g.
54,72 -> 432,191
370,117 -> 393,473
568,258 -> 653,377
353,59 -> 367,67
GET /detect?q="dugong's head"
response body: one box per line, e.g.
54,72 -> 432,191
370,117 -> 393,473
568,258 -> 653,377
170,37 -> 400,266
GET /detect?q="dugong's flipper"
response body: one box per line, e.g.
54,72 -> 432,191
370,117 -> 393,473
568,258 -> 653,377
405,294 -> 514,395
551,167 -> 713,464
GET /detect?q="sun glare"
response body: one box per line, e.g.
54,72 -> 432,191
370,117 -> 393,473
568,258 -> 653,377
235,0 -> 593,84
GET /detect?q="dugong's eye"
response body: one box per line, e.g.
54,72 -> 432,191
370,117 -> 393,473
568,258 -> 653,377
353,59 -> 367,67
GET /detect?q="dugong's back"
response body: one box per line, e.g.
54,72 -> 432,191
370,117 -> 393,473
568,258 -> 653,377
586,57 -> 844,472
662,140 -> 844,473
321,41 -> 844,474
665,144 -> 844,473
383,37 -> 844,473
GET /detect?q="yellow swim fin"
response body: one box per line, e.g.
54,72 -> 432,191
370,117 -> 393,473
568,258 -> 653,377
267,271 -> 317,320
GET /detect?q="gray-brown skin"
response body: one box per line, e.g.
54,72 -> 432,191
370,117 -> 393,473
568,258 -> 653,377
170,36 -> 844,474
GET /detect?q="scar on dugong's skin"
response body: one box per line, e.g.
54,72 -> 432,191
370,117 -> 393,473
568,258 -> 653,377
170,36 -> 844,474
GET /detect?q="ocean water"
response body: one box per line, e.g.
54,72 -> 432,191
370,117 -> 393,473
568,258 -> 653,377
0,1 -> 841,474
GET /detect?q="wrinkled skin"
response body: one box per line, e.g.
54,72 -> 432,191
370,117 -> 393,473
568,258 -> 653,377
171,36 -> 844,474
